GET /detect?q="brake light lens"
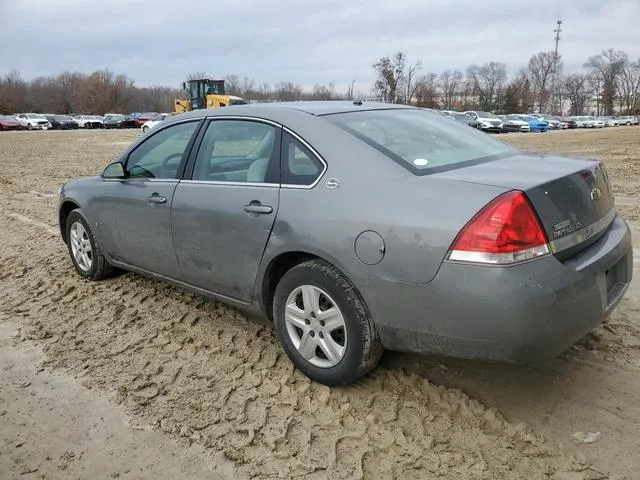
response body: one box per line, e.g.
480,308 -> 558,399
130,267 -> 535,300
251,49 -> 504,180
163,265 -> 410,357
448,190 -> 549,264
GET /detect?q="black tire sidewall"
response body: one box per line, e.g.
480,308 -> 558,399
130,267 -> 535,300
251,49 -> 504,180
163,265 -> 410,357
65,210 -> 100,279
273,261 -> 373,386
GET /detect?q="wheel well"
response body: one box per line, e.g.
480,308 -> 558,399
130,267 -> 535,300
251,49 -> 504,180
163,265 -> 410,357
261,252 -> 318,321
58,201 -> 79,243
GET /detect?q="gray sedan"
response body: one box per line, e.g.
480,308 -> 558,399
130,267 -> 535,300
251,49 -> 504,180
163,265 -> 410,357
57,101 -> 633,386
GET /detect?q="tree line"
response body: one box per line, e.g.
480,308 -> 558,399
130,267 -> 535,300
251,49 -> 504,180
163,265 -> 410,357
1,47 -> 638,115
370,48 -> 640,116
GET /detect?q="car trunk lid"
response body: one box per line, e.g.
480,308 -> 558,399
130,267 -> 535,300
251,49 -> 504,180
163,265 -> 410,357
435,153 -> 616,259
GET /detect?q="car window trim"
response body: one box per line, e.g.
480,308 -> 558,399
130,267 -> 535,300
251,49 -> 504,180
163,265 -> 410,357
116,118 -> 204,182
183,116 -> 284,186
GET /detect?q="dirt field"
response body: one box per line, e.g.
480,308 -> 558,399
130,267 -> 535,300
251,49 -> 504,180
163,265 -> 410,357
0,127 -> 638,480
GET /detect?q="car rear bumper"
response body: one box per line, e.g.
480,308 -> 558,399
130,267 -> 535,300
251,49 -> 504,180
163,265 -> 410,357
357,213 -> 633,362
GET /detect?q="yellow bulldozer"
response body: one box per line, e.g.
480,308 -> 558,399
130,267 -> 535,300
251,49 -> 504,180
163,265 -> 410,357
174,78 -> 248,113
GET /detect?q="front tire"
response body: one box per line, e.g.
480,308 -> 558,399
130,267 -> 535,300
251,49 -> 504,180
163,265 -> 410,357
65,209 -> 115,280
273,260 -> 383,386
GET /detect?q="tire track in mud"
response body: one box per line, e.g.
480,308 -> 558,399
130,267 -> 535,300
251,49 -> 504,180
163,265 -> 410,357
0,213 -> 581,479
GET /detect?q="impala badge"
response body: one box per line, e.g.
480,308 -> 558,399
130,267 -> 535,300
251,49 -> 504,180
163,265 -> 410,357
590,187 -> 602,201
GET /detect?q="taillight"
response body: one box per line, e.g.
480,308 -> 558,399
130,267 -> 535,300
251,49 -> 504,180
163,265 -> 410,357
448,190 -> 549,264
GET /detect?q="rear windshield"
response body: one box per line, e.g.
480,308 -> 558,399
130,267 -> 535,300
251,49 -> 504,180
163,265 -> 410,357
325,109 -> 516,174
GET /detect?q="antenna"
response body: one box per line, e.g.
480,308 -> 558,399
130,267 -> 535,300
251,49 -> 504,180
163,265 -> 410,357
550,20 -> 562,114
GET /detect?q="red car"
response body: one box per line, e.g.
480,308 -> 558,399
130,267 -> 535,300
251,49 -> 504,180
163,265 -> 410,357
133,112 -> 159,128
0,115 -> 23,131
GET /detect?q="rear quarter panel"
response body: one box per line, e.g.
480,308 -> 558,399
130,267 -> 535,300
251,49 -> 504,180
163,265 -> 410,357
256,115 -> 508,285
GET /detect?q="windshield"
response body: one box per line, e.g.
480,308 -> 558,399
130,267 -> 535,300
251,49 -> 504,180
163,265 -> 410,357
454,113 -> 472,121
230,99 -> 248,105
326,109 -> 516,175
105,115 -> 124,120
476,111 -> 497,119
53,115 -> 72,121
30,114 -> 47,119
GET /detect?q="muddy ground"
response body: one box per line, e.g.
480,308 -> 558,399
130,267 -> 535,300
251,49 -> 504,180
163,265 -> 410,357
0,127 -> 638,480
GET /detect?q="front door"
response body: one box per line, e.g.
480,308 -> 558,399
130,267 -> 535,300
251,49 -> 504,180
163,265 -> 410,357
172,119 -> 281,302
93,120 -> 200,279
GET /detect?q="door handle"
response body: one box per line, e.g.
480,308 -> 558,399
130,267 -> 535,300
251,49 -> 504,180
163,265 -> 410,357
148,194 -> 167,204
243,203 -> 273,214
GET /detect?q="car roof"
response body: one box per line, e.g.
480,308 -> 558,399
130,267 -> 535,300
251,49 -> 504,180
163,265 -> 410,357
170,101 -> 415,124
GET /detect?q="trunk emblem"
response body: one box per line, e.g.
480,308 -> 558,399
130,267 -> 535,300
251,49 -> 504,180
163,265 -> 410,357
590,188 -> 602,201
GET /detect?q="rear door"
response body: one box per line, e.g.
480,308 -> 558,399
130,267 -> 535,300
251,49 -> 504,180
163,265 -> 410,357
171,118 -> 281,302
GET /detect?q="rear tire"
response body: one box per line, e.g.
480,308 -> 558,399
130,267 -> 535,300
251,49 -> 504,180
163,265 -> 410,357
65,209 -> 116,281
273,259 -> 383,386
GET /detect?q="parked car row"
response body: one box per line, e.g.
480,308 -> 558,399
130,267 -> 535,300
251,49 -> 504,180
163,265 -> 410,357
567,115 -> 640,128
0,111 -> 180,131
438,110 -> 639,134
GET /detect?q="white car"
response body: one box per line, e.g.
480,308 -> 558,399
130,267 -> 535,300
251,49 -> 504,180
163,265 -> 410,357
617,115 -> 638,126
598,116 -> 618,127
141,112 -> 180,133
73,115 -> 103,129
570,116 -> 603,128
15,113 -> 51,130
463,111 -> 503,132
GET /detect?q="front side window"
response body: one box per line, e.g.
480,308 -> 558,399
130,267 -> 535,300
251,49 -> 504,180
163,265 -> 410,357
326,109 -> 516,175
192,120 -> 279,184
125,121 -> 199,179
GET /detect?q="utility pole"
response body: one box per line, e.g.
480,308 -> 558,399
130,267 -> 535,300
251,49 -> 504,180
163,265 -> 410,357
551,20 -> 562,114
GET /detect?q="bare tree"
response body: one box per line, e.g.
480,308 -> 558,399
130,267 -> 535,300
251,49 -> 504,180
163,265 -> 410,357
466,62 -> 507,111
616,59 -> 640,114
345,78 -> 357,100
224,75 -> 241,96
404,60 -> 423,104
311,83 -> 335,100
563,73 -> 591,116
584,48 -> 628,115
371,51 -> 406,103
256,82 -> 272,102
500,68 -> 533,114
527,51 -> 561,113
414,73 -> 439,108
240,77 -> 256,100
439,70 -> 463,110
274,82 -> 303,101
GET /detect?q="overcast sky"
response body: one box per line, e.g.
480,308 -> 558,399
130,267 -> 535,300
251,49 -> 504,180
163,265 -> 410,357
1,0 -> 639,91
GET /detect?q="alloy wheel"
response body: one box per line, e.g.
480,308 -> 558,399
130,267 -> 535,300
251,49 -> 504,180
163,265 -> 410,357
284,285 -> 347,368
69,221 -> 93,271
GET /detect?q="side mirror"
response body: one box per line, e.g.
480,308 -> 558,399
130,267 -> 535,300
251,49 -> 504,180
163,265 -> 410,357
181,81 -> 187,91
102,161 -> 125,179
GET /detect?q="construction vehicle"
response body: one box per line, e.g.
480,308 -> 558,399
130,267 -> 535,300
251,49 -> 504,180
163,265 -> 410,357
174,78 -> 248,112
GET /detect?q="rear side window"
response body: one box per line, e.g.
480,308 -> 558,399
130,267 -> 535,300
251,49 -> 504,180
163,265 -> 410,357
281,132 -> 324,186
326,109 -> 516,175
